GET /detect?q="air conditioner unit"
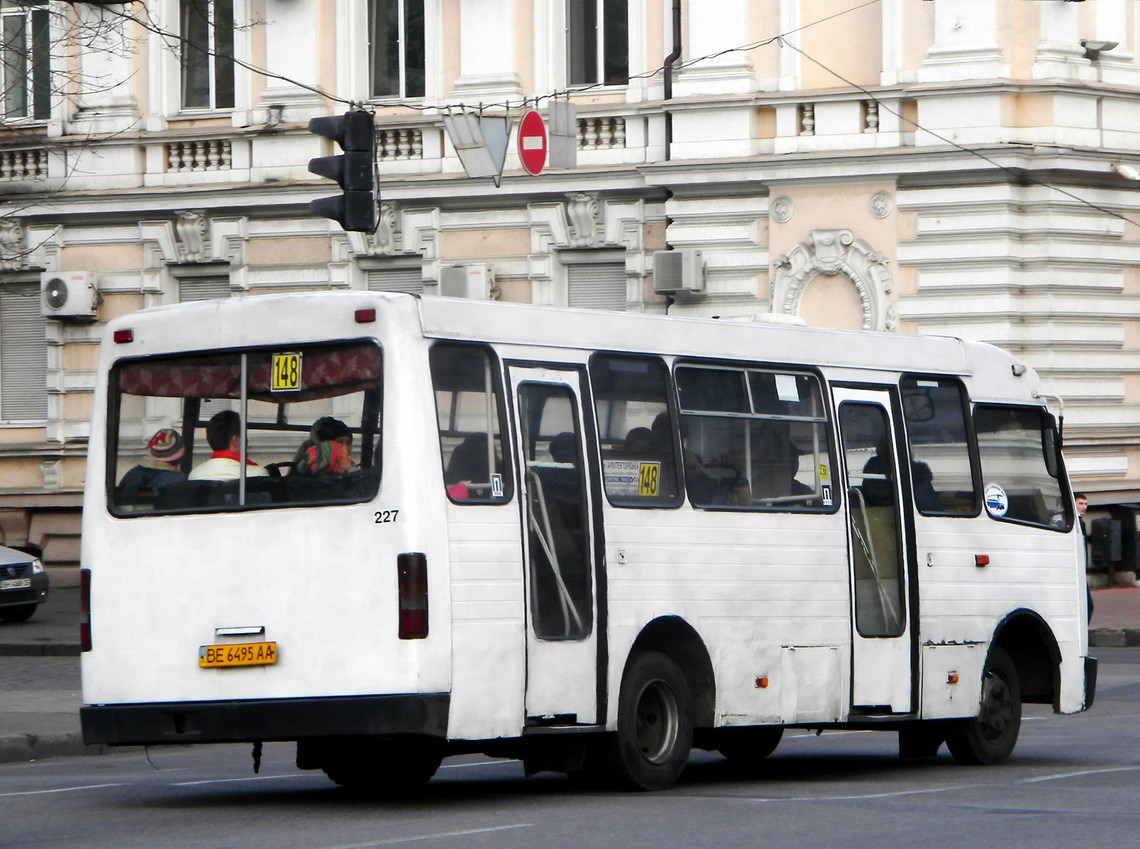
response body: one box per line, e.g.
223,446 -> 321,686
653,250 -> 705,296
41,271 -> 98,318
439,265 -> 494,300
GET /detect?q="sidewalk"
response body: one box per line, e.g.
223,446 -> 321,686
0,586 -> 1137,764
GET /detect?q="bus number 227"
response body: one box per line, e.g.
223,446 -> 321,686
374,509 -> 399,524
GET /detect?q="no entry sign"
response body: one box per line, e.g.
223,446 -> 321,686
518,110 -> 548,175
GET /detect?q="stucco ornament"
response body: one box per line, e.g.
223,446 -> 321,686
870,191 -> 893,219
566,192 -> 601,247
0,219 -> 25,270
175,211 -> 209,263
771,229 -> 894,331
771,195 -> 794,224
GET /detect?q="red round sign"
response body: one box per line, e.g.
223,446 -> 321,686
518,110 -> 548,176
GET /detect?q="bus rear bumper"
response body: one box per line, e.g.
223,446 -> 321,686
80,693 -> 450,746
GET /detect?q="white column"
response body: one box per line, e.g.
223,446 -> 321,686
450,0 -> 523,102
917,0 -> 1006,83
1092,0 -> 1138,85
1033,0 -> 1091,81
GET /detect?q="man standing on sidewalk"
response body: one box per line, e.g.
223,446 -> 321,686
1076,493 -> 1093,622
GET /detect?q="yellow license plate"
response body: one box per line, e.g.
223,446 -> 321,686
199,641 -> 278,668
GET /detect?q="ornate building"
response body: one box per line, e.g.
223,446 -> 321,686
2,0 -> 1139,578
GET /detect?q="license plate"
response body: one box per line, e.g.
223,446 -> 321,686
198,641 -> 278,668
0,578 -> 30,591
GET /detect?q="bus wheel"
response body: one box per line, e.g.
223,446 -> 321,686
603,651 -> 693,791
322,738 -> 442,794
715,726 -> 783,763
946,646 -> 1021,765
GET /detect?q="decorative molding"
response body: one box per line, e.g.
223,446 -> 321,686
771,196 -> 794,224
566,192 -> 602,248
771,229 -> 894,331
175,211 -> 209,262
870,191 -> 893,219
346,204 -> 403,257
0,219 -> 26,270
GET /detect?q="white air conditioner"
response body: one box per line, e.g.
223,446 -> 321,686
653,250 -> 705,296
41,271 -> 98,318
439,265 -> 494,300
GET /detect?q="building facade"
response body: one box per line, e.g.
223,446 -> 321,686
2,0 -> 1140,579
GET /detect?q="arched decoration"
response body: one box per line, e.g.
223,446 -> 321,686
771,229 -> 895,331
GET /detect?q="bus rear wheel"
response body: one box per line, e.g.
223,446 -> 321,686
321,737 -> 443,794
946,646 -> 1021,765
602,651 -> 693,791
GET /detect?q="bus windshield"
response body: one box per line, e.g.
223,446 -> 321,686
108,340 -> 382,515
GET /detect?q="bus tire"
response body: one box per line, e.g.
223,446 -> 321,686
322,737 -> 442,794
946,646 -> 1021,766
603,651 -> 693,791
715,726 -> 783,763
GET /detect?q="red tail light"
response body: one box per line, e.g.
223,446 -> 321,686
80,568 -> 92,651
397,553 -> 428,639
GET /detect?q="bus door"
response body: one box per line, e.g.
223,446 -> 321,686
835,386 -> 915,714
507,365 -> 602,726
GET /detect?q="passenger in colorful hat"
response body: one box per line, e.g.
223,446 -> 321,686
119,428 -> 187,496
293,417 -> 354,476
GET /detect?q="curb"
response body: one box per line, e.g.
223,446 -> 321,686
1089,628 -> 1140,648
0,732 -> 106,764
0,644 -> 80,657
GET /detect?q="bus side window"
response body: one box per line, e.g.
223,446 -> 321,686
900,376 -> 979,516
974,404 -> 1067,529
589,354 -> 681,507
430,343 -> 511,504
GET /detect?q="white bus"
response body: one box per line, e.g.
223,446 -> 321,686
80,292 -> 1095,791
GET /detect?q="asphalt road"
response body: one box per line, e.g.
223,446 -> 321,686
2,648 -> 1138,849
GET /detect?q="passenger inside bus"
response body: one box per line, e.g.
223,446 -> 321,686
118,428 -> 187,499
188,410 -> 269,481
293,417 -> 355,476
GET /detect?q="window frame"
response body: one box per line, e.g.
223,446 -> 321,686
898,374 -> 981,518
106,339 -> 384,517
972,402 -> 1069,532
429,341 -> 514,506
1,0 -> 50,122
179,0 -> 236,111
589,351 -> 684,510
673,359 -> 839,514
368,0 -> 425,101
566,0 -> 629,88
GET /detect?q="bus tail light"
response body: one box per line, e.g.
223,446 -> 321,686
80,568 -> 92,651
113,329 -> 133,343
397,553 -> 428,639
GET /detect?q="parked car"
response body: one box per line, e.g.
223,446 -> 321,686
0,546 -> 49,623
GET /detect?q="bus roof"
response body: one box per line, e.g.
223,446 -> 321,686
102,291 -> 1036,399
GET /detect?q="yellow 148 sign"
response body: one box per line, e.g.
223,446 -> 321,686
272,353 -> 302,392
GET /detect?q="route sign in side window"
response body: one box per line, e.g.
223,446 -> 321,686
589,353 -> 681,507
430,343 -> 512,505
974,405 -> 1067,530
108,341 -> 382,515
900,376 -> 979,516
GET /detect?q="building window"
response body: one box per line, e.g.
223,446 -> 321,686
369,0 -> 424,99
366,266 -> 423,294
177,274 -> 230,303
1,0 -> 50,121
567,0 -> 628,87
0,283 -> 47,421
180,0 -> 235,110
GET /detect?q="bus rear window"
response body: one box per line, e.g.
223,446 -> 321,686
108,341 -> 382,515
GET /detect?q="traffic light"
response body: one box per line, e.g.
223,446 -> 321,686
307,110 -> 377,233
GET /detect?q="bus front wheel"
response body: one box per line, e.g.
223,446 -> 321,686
946,646 -> 1021,765
602,651 -> 693,791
